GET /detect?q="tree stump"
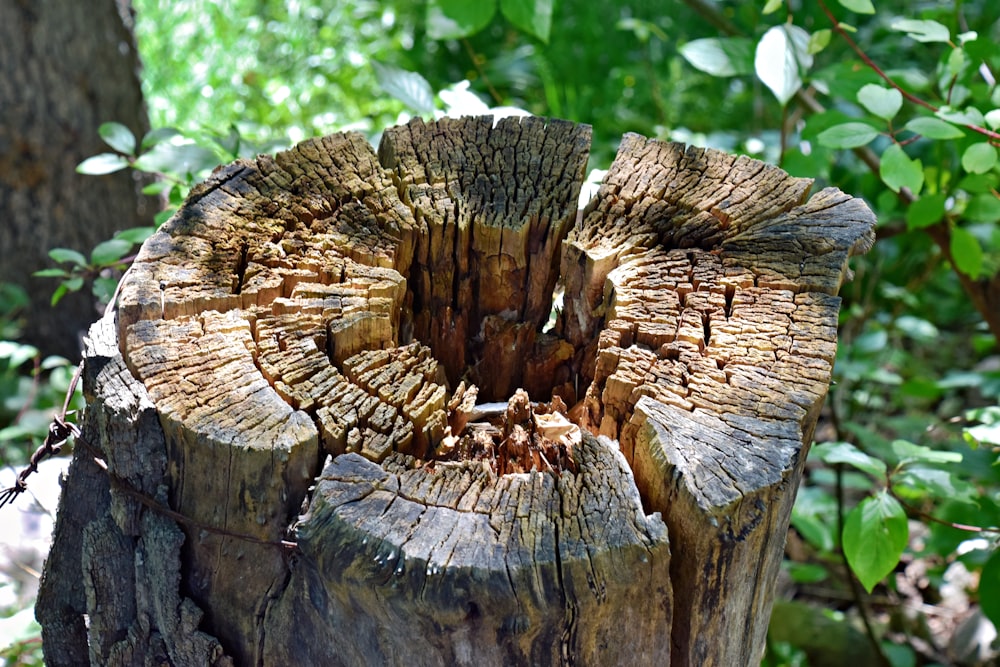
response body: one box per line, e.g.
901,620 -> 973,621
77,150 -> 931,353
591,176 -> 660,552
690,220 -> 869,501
37,116 -> 875,666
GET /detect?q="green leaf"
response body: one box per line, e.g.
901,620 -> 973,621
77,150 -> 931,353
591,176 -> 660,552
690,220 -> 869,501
99,122 -> 136,155
154,208 -> 176,226
90,239 -> 134,266
842,492 -> 908,593
140,127 -> 183,152
905,193 -> 946,230
76,153 -> 129,175
808,29 -> 831,55
857,84 -> 903,121
762,0 -> 783,14
812,441 -> 887,478
114,227 -> 156,244
48,248 -> 88,267
94,276 -> 119,305
986,109 -> 1000,130
890,19 -> 951,44
937,106 -> 985,127
982,549 -> 1000,630
500,0 -> 552,43
880,144 -> 924,195
426,0 -> 496,40
891,439 -> 962,465
966,421 -> 1000,448
141,180 -> 172,196
894,466 -> 977,505
32,268 -> 71,278
372,63 -> 437,116
950,226 -> 984,279
948,48 -> 967,77
837,0 -> 875,13
904,116 -> 965,139
785,562 -> 829,584
965,193 -> 1000,222
0,340 -> 39,368
679,37 -> 754,77
817,122 -> 880,148
132,142 -> 219,178
962,143 -> 998,174
894,315 -> 939,343
755,24 -> 812,106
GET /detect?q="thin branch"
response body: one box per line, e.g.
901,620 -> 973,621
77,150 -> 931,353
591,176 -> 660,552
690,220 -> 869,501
461,38 -> 503,105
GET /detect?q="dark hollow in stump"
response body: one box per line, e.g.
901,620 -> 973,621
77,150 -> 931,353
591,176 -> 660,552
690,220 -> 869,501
37,116 -> 875,667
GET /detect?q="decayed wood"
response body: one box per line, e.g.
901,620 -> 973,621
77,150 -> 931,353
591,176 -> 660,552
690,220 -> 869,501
562,134 -> 876,665
38,117 -> 875,667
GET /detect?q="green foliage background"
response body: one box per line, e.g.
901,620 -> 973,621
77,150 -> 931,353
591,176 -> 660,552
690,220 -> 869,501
4,0 -> 1000,664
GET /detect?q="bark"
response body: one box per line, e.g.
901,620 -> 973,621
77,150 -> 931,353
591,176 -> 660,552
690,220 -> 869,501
38,117 -> 875,666
0,0 -> 152,358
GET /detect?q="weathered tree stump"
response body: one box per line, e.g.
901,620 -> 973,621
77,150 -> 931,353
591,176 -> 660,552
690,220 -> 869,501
37,116 -> 875,666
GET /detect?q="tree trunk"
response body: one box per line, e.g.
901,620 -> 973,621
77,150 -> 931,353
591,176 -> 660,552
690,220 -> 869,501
0,0 -> 151,358
37,116 -> 875,666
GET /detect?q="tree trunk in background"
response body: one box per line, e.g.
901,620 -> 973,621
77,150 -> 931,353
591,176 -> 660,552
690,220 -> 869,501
0,0 -> 151,359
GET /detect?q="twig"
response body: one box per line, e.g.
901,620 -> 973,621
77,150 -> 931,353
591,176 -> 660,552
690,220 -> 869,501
891,490 -> 1000,535
461,38 -> 503,105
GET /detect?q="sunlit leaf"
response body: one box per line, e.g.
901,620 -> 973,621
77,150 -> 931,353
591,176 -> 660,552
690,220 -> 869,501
857,84 -> 903,121
426,0 -> 496,40
894,315 -> 939,343
891,439 -> 962,465
906,193 -> 946,230
679,37 -> 754,77
813,441 -> 887,478
895,466 -> 977,505
950,226 -> 984,279
962,142 -> 998,174
843,492 -> 908,593
0,340 -> 39,369
904,116 -> 965,139
838,0 -> 875,13
372,63 -> 436,115
500,0 -> 552,43
762,0 -> 783,15
754,24 -> 812,105
948,48 -> 967,77
132,142 -> 220,178
808,29 -> 831,55
880,144 -> 923,195
817,122 -> 880,148
76,153 -> 129,175
986,109 -> 1000,130
140,127 -> 183,152
890,19 -> 950,44
937,106 -> 985,126
99,122 -> 136,155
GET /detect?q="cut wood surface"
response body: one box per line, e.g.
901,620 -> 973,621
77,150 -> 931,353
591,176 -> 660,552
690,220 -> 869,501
38,116 -> 875,667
